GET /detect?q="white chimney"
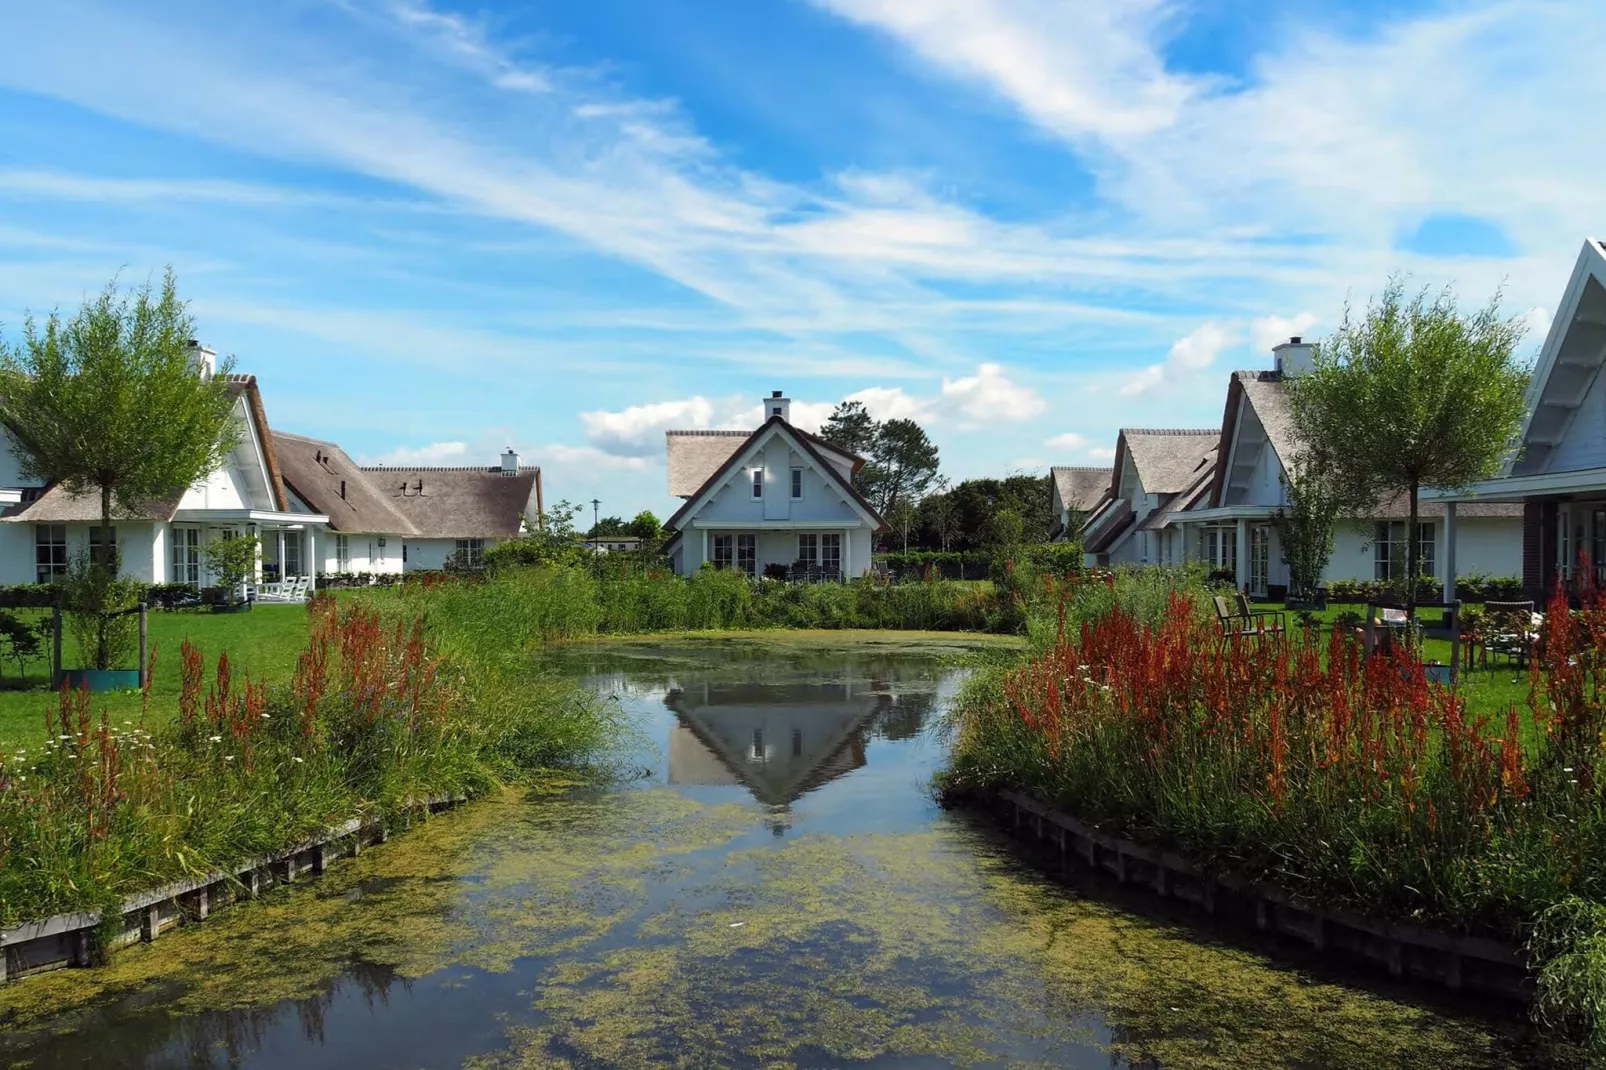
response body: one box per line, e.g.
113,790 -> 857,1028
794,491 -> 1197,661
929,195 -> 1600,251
185,338 -> 216,380
1273,336 -> 1316,378
501,447 -> 519,475
765,390 -> 791,424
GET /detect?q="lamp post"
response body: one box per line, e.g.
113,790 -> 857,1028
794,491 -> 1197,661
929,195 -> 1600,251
591,498 -> 601,563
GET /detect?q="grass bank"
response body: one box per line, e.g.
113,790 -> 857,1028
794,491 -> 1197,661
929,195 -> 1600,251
941,568 -> 1606,1053
0,593 -> 626,931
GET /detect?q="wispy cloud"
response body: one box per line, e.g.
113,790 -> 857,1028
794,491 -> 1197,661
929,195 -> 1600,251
1121,322 -> 1234,397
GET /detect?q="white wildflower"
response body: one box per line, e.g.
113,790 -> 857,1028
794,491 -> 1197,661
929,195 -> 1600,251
224,755 -> 235,762
292,756 -> 304,764
209,735 -> 222,743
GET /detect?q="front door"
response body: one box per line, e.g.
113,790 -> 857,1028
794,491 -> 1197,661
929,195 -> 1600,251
1250,525 -> 1270,597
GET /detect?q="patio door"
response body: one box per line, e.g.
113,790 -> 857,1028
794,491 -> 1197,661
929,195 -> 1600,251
1249,525 -> 1270,597
171,527 -> 201,585
820,533 -> 842,576
283,531 -> 303,578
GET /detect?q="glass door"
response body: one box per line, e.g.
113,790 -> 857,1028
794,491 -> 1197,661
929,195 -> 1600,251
1250,526 -> 1270,597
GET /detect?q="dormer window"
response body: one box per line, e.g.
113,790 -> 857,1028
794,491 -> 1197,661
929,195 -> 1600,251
751,469 -> 763,498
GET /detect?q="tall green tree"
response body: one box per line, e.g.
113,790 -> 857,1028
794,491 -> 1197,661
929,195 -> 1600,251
870,418 -> 940,515
1291,279 -> 1530,612
627,510 -> 662,541
818,400 -> 879,456
1271,457 -> 1341,603
0,271 -> 241,577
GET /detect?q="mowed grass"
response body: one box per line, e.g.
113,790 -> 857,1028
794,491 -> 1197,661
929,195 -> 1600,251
0,604 -> 312,746
1254,600 -> 1532,722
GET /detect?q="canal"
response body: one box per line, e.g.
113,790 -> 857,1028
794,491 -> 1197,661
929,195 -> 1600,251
0,637 -> 1554,1067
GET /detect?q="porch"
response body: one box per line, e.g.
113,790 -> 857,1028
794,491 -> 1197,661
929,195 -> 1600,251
680,521 -> 868,580
169,508 -> 328,592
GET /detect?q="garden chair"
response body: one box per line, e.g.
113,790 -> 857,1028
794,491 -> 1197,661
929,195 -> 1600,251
1214,596 -> 1271,647
1234,592 -> 1286,640
1483,601 -> 1537,669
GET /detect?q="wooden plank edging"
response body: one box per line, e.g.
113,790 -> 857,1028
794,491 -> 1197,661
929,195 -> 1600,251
986,789 -> 1529,999
0,794 -> 466,982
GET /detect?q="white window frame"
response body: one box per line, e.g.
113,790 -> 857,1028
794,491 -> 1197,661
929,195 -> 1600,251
736,533 -> 757,575
790,467 -> 804,500
751,469 -> 764,499
454,537 -> 485,568
1375,521 -> 1435,581
820,533 -> 842,575
797,533 -> 818,565
35,524 -> 67,584
335,533 -> 350,573
712,534 -> 734,569
171,526 -> 202,585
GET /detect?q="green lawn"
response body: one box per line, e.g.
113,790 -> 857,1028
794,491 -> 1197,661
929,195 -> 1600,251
0,604 -> 312,745
1256,600 -> 1531,720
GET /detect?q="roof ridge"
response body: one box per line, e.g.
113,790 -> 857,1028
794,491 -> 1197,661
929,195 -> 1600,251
1050,464 -> 1113,472
360,465 -> 539,472
1120,427 -> 1220,436
666,429 -> 750,437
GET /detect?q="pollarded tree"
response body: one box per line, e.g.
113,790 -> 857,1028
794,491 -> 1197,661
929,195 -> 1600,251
1291,279 -> 1530,613
0,270 -> 241,576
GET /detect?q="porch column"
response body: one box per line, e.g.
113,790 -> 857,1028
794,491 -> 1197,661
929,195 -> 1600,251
277,529 -> 286,580
700,527 -> 708,570
1235,517 -> 1249,592
306,528 -> 316,591
1443,501 -> 1457,604
843,528 -> 852,579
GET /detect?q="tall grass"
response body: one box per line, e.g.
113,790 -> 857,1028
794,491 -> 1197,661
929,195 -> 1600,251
941,571 -> 1606,1050
369,565 -> 1025,642
0,593 -> 622,929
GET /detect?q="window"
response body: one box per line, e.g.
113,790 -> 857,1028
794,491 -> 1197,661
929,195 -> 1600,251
283,532 -> 303,577
335,534 -> 350,573
35,524 -> 66,584
89,526 -> 118,569
1202,525 -> 1236,572
797,533 -> 818,565
790,468 -> 803,500
737,533 -> 757,575
821,533 -> 842,575
712,534 -> 733,569
454,537 -> 485,568
751,469 -> 764,499
1375,522 -> 1434,581
171,527 -> 201,585
1592,509 -> 1606,579
1249,525 -> 1270,595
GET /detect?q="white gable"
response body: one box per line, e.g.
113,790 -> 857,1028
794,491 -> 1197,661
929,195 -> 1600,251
1512,240 -> 1606,477
176,396 -> 278,511
677,424 -> 876,529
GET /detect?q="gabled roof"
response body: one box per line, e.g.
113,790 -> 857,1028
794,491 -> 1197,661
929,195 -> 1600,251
667,427 -> 864,498
1510,239 -> 1606,478
3,374 -> 287,523
1050,466 -> 1113,513
1208,370 -> 1298,508
1119,429 -> 1221,495
1143,447 -> 1218,529
1082,498 -> 1134,554
664,416 -> 884,533
359,465 -> 542,539
274,432 -> 416,535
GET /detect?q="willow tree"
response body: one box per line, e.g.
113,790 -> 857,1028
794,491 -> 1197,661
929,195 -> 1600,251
0,270 -> 241,576
1291,279 -> 1530,613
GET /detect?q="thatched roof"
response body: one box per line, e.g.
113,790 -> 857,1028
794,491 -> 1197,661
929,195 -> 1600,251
359,466 -> 542,539
1121,429 -> 1220,494
274,432 -> 415,534
666,431 -> 749,498
1050,466 -> 1113,513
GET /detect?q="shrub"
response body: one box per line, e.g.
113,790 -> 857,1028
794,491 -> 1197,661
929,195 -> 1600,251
60,552 -> 143,671
203,536 -> 259,597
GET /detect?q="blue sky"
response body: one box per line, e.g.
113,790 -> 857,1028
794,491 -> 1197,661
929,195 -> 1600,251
0,0 -> 1601,520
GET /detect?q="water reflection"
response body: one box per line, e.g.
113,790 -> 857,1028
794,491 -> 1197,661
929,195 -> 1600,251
0,641 -> 1560,1070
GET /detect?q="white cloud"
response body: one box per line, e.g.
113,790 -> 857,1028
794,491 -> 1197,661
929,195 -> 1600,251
1519,305 -> 1553,349
1121,322 -> 1234,397
1088,446 -> 1116,461
1043,432 -> 1087,450
1250,312 -> 1319,356
808,0 -> 1197,138
941,362 -> 1046,424
360,440 -> 469,465
529,443 -> 656,472
385,1 -> 551,93
580,397 -> 716,456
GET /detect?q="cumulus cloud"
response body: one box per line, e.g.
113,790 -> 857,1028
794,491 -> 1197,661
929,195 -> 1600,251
1121,322 -> 1234,397
528,443 -> 656,472
361,440 -> 469,466
1250,312 -> 1319,355
1043,431 -> 1088,450
1519,305 -> 1553,349
1088,446 -> 1116,461
941,363 -> 1046,424
580,397 -> 717,456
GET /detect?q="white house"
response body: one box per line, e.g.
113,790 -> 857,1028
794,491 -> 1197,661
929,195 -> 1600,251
1427,238 -> 1606,601
1080,429 -> 1219,568
276,431 -> 544,574
662,391 -> 885,578
1049,466 -> 1112,542
1160,338 -> 1523,596
0,342 -> 543,586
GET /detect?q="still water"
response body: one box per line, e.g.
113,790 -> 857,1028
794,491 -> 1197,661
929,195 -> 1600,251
0,637 -> 1555,1068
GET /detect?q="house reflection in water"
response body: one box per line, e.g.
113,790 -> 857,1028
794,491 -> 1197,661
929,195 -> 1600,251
666,679 -> 895,833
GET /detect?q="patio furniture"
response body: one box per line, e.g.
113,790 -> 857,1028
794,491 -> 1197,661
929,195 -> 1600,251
1235,592 -> 1286,639
256,577 -> 311,604
1483,601 -> 1538,669
1214,595 -> 1282,647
